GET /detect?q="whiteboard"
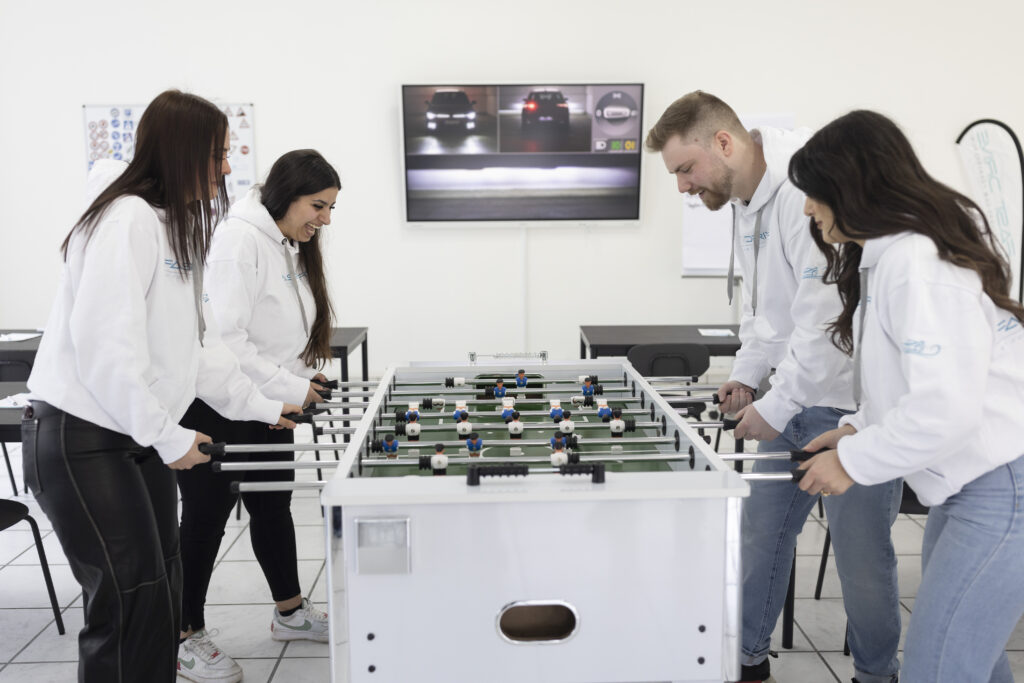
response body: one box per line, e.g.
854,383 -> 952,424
680,113 -> 796,276
82,102 -> 257,205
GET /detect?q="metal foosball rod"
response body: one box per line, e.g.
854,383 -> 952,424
375,436 -> 677,451
377,407 -> 651,420
321,420 -> 665,435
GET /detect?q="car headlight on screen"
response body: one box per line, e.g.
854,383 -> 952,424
467,111 -> 476,120
426,112 -> 436,120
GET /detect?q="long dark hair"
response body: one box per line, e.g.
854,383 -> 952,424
260,149 -> 341,369
789,110 -> 1024,354
63,90 -> 228,274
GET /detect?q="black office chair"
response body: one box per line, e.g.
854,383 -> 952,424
1,360 -> 32,495
626,343 -> 711,379
813,482 -> 927,655
0,499 -> 65,634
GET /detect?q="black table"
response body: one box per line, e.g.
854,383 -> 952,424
330,327 -> 369,382
1,381 -> 28,494
0,330 -> 42,381
579,324 -> 741,359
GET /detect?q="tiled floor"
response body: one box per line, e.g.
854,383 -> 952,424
3,421 -> 1024,682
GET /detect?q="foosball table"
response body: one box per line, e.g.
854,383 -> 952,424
308,358 -> 751,683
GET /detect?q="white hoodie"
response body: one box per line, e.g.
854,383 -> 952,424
28,160 -> 283,464
837,232 -> 1024,506
729,127 -> 856,431
204,187 -> 318,406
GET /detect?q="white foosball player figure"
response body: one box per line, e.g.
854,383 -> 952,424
456,412 -> 473,437
550,441 -> 569,467
558,410 -> 575,434
507,411 -> 524,438
432,443 -> 448,472
500,397 -> 516,420
405,417 -> 421,440
609,408 -> 626,437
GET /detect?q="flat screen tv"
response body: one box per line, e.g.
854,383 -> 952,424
402,83 -> 644,223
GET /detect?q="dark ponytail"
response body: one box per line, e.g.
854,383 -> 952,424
260,149 -> 341,369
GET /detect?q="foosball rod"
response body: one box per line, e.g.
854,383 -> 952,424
321,420 -> 665,435
212,449 -> 806,472
376,407 -> 652,420
326,386 -> 638,400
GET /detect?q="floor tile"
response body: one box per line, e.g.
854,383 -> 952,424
0,609 -> 55,662
12,607 -> 81,663
204,559 -> 324,605
7,529 -> 68,566
270,656 -> 330,682
0,661 -> 78,681
0,564 -> 81,609
769,651 -> 840,682
195,604 -> 285,659
236,657 -> 279,683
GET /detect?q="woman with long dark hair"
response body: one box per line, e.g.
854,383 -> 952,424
790,110 -> 1024,683
176,150 -> 341,681
23,90 -> 299,682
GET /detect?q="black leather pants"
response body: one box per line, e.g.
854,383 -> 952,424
22,401 -> 181,683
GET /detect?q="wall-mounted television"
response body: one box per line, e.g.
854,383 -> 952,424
402,83 -> 644,223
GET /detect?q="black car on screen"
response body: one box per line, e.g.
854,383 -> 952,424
425,89 -> 477,133
521,90 -> 569,129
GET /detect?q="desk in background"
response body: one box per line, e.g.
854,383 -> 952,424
579,324 -> 740,359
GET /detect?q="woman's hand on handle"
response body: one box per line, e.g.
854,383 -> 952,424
168,432 -> 212,470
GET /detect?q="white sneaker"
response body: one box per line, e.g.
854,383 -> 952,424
177,628 -> 243,683
271,597 -> 329,643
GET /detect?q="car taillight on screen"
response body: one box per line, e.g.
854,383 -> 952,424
524,101 -> 537,111
557,103 -> 568,108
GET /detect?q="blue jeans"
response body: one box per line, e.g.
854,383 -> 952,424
902,454 -> 1024,683
741,405 -> 902,683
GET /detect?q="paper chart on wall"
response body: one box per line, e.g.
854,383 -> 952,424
82,103 -> 256,205
680,113 -> 796,277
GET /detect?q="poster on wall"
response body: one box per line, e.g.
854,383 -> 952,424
955,119 -> 1024,303
680,113 -> 796,277
82,103 -> 256,205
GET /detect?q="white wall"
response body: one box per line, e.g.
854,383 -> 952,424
2,0 -> 1022,373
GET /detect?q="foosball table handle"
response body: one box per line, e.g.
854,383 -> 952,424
467,464 -> 529,486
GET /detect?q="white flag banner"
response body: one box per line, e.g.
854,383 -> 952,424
956,119 -> 1024,303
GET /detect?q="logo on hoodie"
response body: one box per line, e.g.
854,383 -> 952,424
902,340 -> 941,357
802,266 -> 821,279
282,272 -> 308,282
996,317 -> 1020,334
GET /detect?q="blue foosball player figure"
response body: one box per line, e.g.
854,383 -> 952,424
382,434 -> 399,457
597,399 -> 612,420
493,378 -> 506,398
515,369 -> 528,387
405,403 -> 420,422
550,432 -> 567,450
581,377 -> 595,397
466,432 -> 483,457
501,403 -> 517,421
453,407 -> 469,422
549,400 -> 564,422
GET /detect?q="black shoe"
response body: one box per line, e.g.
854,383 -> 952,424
734,658 -> 771,682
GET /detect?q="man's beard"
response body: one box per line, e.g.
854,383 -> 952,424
699,162 -> 734,211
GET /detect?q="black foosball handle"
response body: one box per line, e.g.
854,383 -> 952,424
322,379 -> 339,389
199,442 -> 226,457
558,462 -> 606,484
467,464 -> 529,486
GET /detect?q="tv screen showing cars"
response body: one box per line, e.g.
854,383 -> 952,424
402,84 -> 643,222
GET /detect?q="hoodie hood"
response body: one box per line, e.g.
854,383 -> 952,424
227,186 -> 292,249
84,159 -> 128,205
741,126 -> 812,215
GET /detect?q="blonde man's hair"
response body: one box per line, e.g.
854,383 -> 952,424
645,90 -> 748,152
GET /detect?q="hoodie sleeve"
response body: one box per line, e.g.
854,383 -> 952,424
837,278 -> 990,485
205,228 -> 312,405
193,312 -> 285,425
67,201 -> 196,465
752,187 -> 855,431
